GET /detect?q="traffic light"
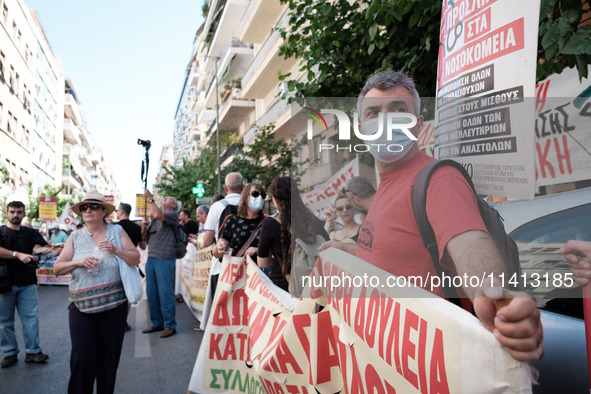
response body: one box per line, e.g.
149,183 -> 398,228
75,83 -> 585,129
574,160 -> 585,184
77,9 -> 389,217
192,181 -> 206,198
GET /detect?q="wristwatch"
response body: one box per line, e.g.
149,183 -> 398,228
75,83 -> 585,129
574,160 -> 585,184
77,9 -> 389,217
148,199 -> 154,203
12,251 -> 17,259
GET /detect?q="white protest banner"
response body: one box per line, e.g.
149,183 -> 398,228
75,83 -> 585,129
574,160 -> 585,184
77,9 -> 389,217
435,0 -> 540,199
534,65 -> 591,186
188,249 -> 532,393
58,202 -> 79,231
301,157 -> 359,219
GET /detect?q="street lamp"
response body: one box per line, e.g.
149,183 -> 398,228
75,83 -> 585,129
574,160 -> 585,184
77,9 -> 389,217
207,55 -> 223,195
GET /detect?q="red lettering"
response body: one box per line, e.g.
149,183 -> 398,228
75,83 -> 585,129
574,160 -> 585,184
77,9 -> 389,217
536,139 -> 555,179
209,333 -> 224,359
212,291 -> 230,326
364,292 -> 380,349
236,332 -> 250,361
223,333 -> 237,360
385,381 -> 397,394
418,318 -> 428,394
365,363 -> 385,394
554,135 -> 572,175
249,305 -> 271,346
430,328 -> 450,394
231,289 -> 248,326
401,309 -> 419,390
316,312 -> 340,384
293,314 -> 313,384
348,340 -> 364,393
386,302 -> 403,375
378,296 -> 394,360
276,338 -> 303,374
353,294 -> 366,342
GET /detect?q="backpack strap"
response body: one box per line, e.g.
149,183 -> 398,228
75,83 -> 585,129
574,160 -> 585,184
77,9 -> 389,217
412,159 -> 476,302
236,220 -> 264,258
294,238 -> 317,261
217,199 -> 235,236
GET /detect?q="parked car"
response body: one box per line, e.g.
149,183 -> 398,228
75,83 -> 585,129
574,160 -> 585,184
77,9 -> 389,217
492,187 -> 591,394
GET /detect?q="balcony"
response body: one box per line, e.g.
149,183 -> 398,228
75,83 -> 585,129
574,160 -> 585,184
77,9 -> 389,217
208,0 -> 250,58
241,28 -> 297,99
63,119 -> 82,145
218,87 -> 255,133
240,0 -> 286,44
64,93 -> 83,126
203,39 -> 254,109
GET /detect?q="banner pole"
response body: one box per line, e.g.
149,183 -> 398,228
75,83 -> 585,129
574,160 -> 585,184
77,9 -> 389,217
583,283 -> 591,392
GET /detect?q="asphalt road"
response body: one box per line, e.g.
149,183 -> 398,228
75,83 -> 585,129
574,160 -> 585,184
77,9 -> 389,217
0,284 -> 204,393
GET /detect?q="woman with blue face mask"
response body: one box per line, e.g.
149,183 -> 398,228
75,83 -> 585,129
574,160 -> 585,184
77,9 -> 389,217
213,183 -> 266,260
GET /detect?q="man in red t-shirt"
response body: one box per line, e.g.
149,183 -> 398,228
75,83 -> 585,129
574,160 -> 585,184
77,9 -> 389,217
354,70 -> 542,363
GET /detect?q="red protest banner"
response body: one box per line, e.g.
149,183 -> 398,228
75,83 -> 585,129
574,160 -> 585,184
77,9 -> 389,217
188,250 -> 532,393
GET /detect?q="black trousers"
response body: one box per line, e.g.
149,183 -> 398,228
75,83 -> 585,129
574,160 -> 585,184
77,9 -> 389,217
68,302 -> 127,394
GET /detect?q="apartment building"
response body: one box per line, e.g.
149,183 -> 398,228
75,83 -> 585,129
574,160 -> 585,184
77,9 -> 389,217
0,0 -> 63,202
1,0 -> 119,207
167,0 -> 363,193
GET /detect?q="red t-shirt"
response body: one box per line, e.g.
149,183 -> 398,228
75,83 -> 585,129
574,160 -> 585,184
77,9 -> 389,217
356,152 -> 487,296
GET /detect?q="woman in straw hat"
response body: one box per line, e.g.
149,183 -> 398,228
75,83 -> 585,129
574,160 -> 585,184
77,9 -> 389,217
54,190 -> 140,394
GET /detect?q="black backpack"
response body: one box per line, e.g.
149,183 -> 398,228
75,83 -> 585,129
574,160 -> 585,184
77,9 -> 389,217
173,226 -> 188,259
412,159 -> 522,300
216,199 -> 238,238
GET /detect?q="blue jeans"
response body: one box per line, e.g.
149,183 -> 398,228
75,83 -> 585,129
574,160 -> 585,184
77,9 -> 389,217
145,257 -> 176,329
0,285 -> 42,356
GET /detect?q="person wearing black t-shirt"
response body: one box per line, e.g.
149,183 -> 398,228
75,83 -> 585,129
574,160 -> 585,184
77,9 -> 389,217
0,201 -> 52,368
213,184 -> 266,261
179,209 -> 199,237
115,203 -> 142,247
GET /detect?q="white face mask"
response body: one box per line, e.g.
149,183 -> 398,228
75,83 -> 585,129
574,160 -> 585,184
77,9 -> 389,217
360,113 -> 417,163
248,196 -> 264,212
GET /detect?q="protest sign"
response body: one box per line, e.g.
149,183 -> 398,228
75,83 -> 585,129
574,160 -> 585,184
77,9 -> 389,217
188,249 -> 532,393
39,196 -> 57,221
58,202 -> 79,231
534,65 -> 591,186
135,194 -> 152,218
175,243 -> 212,322
301,157 -> 359,219
435,0 -> 540,199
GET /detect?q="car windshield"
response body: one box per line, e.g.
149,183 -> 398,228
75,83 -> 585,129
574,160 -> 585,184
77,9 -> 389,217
509,203 -> 591,317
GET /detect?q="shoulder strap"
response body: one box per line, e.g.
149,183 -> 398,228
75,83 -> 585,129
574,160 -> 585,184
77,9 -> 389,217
295,238 -> 317,261
236,220 -> 264,258
412,159 -> 475,300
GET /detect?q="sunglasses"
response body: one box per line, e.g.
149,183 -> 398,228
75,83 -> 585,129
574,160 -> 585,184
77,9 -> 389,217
250,191 -> 261,198
79,203 -> 103,212
336,204 -> 353,212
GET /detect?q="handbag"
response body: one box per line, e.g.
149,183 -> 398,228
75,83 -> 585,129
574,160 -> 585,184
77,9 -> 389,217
118,256 -> 143,304
111,226 -> 143,303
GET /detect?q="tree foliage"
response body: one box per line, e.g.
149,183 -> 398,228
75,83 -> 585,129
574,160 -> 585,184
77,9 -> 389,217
227,124 -> 293,188
538,0 -> 591,81
278,0 -> 591,100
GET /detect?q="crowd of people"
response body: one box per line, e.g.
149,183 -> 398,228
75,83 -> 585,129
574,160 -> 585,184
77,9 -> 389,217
2,70 -> 591,392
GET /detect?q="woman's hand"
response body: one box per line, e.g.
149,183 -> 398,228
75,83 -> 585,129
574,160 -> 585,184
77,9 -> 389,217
78,256 -> 101,270
245,247 -> 257,258
98,240 -> 117,255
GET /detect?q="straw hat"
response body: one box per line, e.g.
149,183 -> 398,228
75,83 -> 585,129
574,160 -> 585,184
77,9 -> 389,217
71,191 -> 116,216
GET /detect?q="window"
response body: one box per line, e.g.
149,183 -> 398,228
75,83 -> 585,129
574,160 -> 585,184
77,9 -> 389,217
2,4 -> 7,25
0,51 -> 5,80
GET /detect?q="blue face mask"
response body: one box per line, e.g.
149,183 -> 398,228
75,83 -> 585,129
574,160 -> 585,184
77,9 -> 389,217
248,196 -> 264,212
361,113 -> 417,163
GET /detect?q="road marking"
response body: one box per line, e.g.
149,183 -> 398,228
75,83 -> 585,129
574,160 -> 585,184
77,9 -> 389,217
133,299 -> 151,358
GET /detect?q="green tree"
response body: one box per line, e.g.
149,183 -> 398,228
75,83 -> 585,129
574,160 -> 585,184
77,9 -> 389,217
278,0 -> 591,100
226,124 -> 293,188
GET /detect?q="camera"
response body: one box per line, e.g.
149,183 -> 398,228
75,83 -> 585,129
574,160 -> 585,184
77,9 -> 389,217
137,139 -> 151,149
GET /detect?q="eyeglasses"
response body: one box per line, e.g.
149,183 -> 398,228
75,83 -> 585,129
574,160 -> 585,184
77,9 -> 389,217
250,191 -> 261,198
79,203 -> 103,212
336,204 -> 353,212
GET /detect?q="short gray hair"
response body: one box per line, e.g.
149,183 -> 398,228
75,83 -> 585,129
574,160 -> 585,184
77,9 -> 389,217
358,70 -> 421,116
346,176 -> 376,199
225,172 -> 244,193
197,205 -> 209,215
